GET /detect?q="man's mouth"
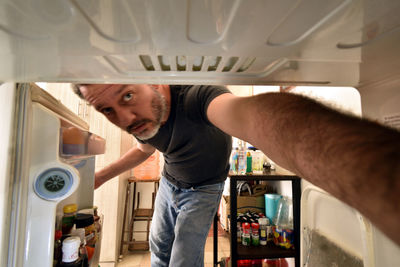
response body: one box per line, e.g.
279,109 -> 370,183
127,120 -> 149,134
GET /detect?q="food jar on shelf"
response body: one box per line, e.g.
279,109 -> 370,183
62,204 -> 77,235
75,213 -> 97,247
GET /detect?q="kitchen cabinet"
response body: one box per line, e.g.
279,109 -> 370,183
229,172 -> 301,267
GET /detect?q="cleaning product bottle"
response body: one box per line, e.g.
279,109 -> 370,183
238,141 -> 247,174
230,147 -> 239,173
246,151 -> 252,174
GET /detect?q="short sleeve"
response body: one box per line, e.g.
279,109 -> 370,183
183,85 -> 231,125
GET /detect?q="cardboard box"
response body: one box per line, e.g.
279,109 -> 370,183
219,195 -> 265,232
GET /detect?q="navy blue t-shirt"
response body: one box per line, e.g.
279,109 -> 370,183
137,85 -> 232,188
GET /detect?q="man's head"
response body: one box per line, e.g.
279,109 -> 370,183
74,84 -> 169,140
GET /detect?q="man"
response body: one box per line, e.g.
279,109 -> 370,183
75,84 -> 400,265
76,84 -> 232,267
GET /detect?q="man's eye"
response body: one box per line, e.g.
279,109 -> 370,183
101,107 -> 113,115
123,93 -> 133,102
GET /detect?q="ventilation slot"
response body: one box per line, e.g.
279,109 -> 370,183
176,56 -> 187,71
207,56 -> 222,71
139,55 -> 155,71
138,55 -> 255,73
221,57 -> 238,72
192,56 -> 204,71
237,57 -> 256,72
158,56 -> 171,71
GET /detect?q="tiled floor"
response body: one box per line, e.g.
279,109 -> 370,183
117,224 -> 230,267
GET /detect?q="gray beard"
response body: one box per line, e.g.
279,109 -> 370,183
134,90 -> 167,140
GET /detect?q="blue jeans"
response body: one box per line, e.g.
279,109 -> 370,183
150,177 -> 224,267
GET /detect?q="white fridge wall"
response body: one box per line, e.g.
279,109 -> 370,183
1,0 -> 399,86
358,77 -> 400,267
0,84 -> 16,267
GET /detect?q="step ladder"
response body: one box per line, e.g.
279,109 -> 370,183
119,176 -> 160,257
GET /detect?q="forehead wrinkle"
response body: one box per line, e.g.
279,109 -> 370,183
114,84 -> 129,97
90,84 -> 127,111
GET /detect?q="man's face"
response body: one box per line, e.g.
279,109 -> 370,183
79,84 -> 167,140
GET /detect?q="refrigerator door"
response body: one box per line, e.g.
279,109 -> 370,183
301,185 -> 373,267
2,83 -> 105,267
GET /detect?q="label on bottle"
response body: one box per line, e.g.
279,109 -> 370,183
242,233 -> 251,246
260,229 -> 267,245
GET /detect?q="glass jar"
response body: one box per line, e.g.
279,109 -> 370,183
62,204 -> 77,235
75,213 -> 97,247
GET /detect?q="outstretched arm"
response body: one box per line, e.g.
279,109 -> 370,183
95,142 -> 156,188
207,92 -> 400,245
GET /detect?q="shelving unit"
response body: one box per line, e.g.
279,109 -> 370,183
229,172 -> 301,267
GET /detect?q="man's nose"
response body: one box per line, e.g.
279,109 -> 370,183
115,107 -> 135,128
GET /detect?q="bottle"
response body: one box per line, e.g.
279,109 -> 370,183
241,222 -> 251,246
133,150 -> 160,179
258,217 -> 268,246
251,259 -> 262,267
93,206 -> 102,241
62,204 -> 77,235
53,230 -> 63,266
238,141 -> 247,174
246,151 -> 252,174
71,228 -> 89,267
58,236 -> 82,267
237,221 -> 242,243
230,148 -> 239,173
251,222 -> 260,246
252,150 -> 263,174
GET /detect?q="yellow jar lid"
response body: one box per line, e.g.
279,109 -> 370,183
63,204 -> 78,213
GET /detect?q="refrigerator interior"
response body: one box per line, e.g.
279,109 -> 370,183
1,0 -> 400,266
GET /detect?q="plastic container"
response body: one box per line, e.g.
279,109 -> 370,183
62,204 -> 78,235
273,197 -> 293,227
264,194 -> 282,224
133,150 -> 160,179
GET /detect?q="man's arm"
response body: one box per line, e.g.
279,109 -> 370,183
95,142 -> 156,188
207,92 -> 400,245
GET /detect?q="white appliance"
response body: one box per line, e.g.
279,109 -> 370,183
0,83 -> 105,267
1,0 -> 399,266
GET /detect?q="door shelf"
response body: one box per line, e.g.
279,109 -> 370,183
236,243 -> 296,259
